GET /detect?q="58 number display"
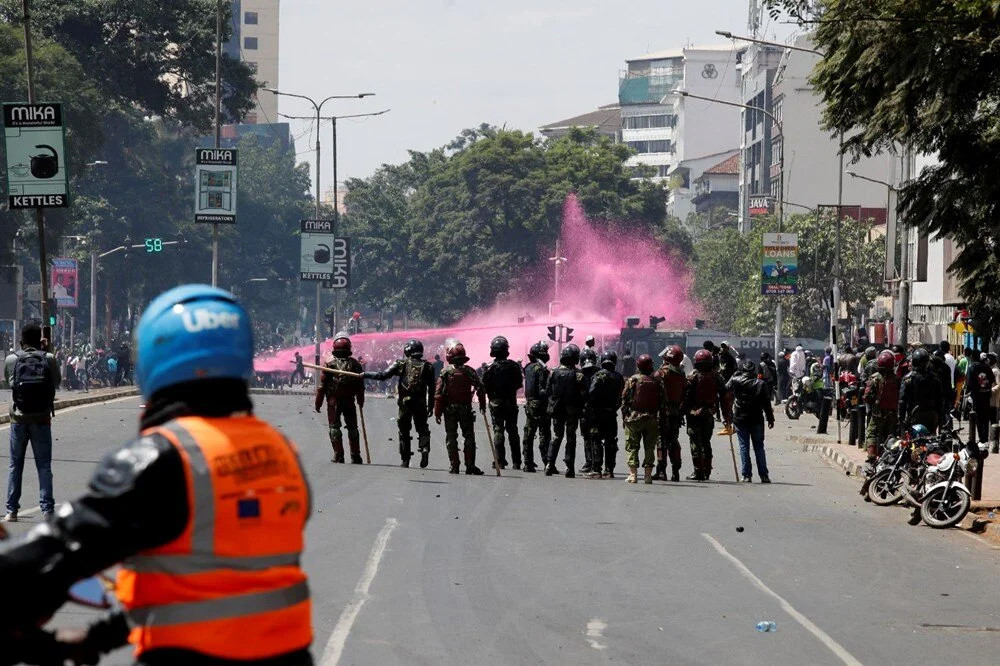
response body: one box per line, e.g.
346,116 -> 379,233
145,238 -> 163,253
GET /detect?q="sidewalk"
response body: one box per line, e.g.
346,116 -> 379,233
773,408 -> 1000,506
0,386 -> 140,425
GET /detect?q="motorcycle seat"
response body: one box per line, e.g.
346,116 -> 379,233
926,453 -> 943,466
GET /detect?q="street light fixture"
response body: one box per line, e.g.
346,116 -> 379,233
671,88 -> 786,358
714,30 -> 825,56
266,87 -> 375,385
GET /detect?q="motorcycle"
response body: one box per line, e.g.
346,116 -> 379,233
903,429 -> 985,528
784,376 -> 833,421
862,434 -> 916,505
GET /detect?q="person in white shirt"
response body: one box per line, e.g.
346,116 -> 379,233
941,340 -> 957,388
789,345 -> 807,380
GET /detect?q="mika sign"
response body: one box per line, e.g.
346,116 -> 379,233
194,148 -> 238,223
3,103 -> 69,209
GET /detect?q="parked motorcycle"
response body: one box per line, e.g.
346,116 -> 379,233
837,371 -> 864,447
862,435 -> 916,505
903,428 -> 985,528
784,376 -> 833,420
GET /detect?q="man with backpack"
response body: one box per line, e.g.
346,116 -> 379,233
3,323 -> 61,521
364,339 -> 435,468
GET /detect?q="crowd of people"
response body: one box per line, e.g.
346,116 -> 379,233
313,331 -> 777,484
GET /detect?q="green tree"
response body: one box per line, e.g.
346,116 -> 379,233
766,0 -> 1000,342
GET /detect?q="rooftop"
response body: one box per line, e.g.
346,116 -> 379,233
540,105 -> 621,135
628,44 -> 734,63
703,153 -> 740,175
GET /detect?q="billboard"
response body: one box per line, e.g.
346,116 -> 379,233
3,103 -> 69,209
761,233 -> 798,295
51,257 -> 78,307
194,148 -> 238,223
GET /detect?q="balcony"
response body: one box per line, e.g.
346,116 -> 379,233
619,73 -> 681,105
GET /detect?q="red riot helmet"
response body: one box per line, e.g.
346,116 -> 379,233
446,341 -> 469,365
332,332 -> 352,358
876,349 -> 895,370
636,354 -> 654,374
661,344 -> 684,367
693,348 -> 714,369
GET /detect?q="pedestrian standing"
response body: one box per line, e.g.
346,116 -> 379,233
898,348 -> 943,434
954,347 -> 972,411
3,323 -> 61,521
964,351 -> 995,446
521,341 -> 551,473
546,344 -> 584,478
578,347 -> 599,475
432,354 -> 444,383
717,342 -> 737,381
482,336 -> 523,470
940,340 -> 957,390
586,350 -> 625,479
759,351 -> 777,404
289,351 -> 306,385
789,345 -> 806,382
726,360 -> 774,483
988,353 -> 999,453
621,354 -> 665,484
434,342 -> 487,475
776,347 -> 791,402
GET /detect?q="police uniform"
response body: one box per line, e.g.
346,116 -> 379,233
682,368 -> 730,480
316,355 -> 365,463
365,355 -> 435,467
435,360 -> 487,474
863,370 -> 899,461
622,372 -> 665,482
587,365 -> 625,477
546,363 -> 584,476
522,359 -> 551,472
483,357 -> 524,469
654,363 -> 687,481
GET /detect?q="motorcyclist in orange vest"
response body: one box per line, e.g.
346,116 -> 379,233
0,285 -> 313,665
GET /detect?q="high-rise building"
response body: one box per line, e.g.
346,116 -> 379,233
224,0 -> 280,125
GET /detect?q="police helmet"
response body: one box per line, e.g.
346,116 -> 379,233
600,350 -> 618,370
404,339 -> 424,358
560,343 -> 581,366
529,340 -> 550,363
911,347 -> 930,370
636,354 -> 654,374
490,335 -> 510,358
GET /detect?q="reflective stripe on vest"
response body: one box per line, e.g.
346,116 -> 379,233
127,580 -> 309,627
125,551 -> 301,575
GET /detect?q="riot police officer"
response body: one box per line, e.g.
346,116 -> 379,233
899,347 -> 944,434
682,349 -> 731,481
863,349 -> 899,463
435,342 -> 488,475
654,344 -> 687,482
316,332 -> 365,463
546,344 -> 584,478
578,346 -> 600,475
622,354 -> 666,484
482,336 -> 524,470
586,350 -> 625,478
363,339 -> 435,468
522,341 -> 551,473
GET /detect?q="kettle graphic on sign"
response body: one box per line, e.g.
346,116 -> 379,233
30,145 -> 59,179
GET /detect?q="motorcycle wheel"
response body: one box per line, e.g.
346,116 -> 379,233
784,396 -> 801,420
867,468 -> 906,506
919,486 -> 971,529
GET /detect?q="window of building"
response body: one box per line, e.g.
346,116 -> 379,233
244,11 -> 259,24
658,165 -> 671,178
244,36 -> 258,50
624,114 -> 675,130
627,140 -> 673,154
771,139 -> 782,165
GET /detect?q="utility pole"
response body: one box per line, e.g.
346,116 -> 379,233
211,0 -> 222,287
897,147 -> 912,346
21,0 -> 50,336
548,239 -> 567,317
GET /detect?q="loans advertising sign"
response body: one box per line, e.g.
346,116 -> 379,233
761,233 -> 798,295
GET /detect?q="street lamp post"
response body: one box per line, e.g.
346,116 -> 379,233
279,108 -> 390,334
265,88 -> 373,386
847,169 -> 907,344
673,89 -> 785,356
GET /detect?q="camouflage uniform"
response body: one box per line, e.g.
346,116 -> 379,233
315,356 -> 365,463
681,368 -> 730,480
435,363 -> 487,473
587,366 -> 625,476
546,364 -> 584,475
863,370 -> 899,461
654,363 -> 687,481
621,373 -> 665,475
522,360 -> 551,471
483,357 -> 524,469
365,357 -> 435,466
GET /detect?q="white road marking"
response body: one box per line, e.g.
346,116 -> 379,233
321,517 -> 399,665
586,618 -> 608,650
701,533 -> 862,666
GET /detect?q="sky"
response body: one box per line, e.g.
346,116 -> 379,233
276,0 -> 796,189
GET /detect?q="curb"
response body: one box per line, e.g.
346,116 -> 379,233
799,442 -> 866,477
0,388 -> 140,425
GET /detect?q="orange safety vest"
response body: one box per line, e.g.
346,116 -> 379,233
116,415 -> 312,660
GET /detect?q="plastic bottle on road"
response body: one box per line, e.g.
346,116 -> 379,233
756,621 -> 777,632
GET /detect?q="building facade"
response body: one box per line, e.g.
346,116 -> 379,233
225,0 -> 280,125
619,45 -> 742,182
538,104 -> 622,142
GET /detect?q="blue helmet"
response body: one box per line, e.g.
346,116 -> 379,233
135,285 -> 253,400
907,423 -> 931,439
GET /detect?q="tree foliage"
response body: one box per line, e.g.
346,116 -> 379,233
693,212 -> 885,339
341,126 -> 680,323
767,0 -> 1000,341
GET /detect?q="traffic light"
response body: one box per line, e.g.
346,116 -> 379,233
547,325 -> 557,342
564,327 -> 574,343
145,237 -> 163,253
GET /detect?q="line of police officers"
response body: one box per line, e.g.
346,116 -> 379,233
315,332 -> 736,484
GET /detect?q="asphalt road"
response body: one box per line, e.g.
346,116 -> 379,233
3,394 -> 1000,665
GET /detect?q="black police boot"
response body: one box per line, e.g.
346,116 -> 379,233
544,463 -> 556,476
400,458 -> 410,468
448,449 -> 460,474
466,465 -> 485,475
670,467 -> 680,482
420,448 -> 430,469
651,461 -> 667,480
332,453 -> 345,464
351,454 -> 364,464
